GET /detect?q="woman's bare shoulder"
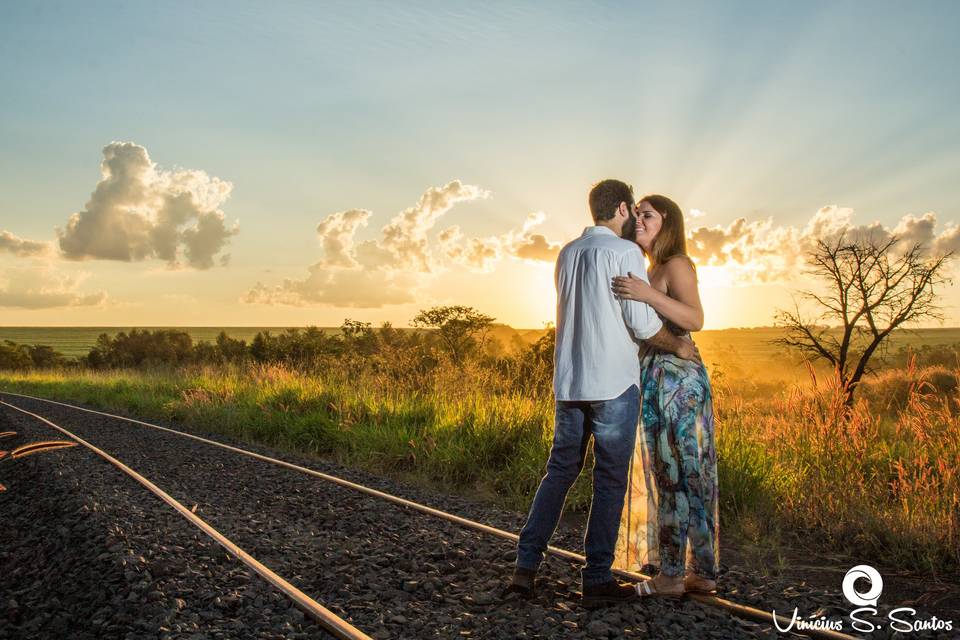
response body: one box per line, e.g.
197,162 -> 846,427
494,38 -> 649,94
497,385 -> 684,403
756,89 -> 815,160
663,254 -> 695,268
663,255 -> 697,278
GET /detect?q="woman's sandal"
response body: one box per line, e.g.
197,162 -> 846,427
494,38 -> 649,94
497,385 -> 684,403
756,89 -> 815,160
635,577 -> 685,599
683,574 -> 718,594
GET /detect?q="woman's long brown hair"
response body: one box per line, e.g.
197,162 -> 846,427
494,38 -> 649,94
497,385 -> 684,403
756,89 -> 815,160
639,194 -> 696,272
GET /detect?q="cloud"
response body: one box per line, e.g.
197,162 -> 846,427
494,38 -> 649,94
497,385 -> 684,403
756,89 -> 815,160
514,234 -> 562,261
56,141 -> 239,269
932,224 -> 960,255
315,209 -> 371,268
437,226 -> 503,272
245,180 -> 565,308
890,213 -> 960,256
243,267 -> 419,308
244,180 -> 489,308
688,216 -> 800,281
244,180 -> 567,308
439,211 -> 562,272
0,230 -> 50,257
378,181 -> 490,272
0,266 -> 107,309
687,205 -> 959,283
502,212 -> 563,263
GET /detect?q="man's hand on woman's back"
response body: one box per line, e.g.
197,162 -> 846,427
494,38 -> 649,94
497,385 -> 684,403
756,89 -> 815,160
675,340 -> 702,364
643,326 -> 702,364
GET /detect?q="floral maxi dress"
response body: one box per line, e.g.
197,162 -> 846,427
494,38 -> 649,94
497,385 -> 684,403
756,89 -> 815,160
613,327 -> 720,579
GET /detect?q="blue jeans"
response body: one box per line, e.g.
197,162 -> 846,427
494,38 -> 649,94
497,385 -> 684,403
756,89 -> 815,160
516,384 -> 640,586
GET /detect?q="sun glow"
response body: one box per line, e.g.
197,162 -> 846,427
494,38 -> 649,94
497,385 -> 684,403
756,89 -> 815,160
515,261 -> 749,331
693,264 -> 735,289
519,261 -> 557,328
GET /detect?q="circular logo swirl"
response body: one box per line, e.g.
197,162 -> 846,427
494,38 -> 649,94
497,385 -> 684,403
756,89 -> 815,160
842,564 -> 883,607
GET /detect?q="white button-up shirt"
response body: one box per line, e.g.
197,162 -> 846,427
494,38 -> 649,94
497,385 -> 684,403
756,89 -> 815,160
553,225 -> 663,401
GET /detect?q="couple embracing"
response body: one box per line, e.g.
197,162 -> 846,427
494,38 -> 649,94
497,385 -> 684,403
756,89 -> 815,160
503,179 -> 720,608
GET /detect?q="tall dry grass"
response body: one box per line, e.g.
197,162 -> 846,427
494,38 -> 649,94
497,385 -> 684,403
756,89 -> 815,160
716,359 -> 959,573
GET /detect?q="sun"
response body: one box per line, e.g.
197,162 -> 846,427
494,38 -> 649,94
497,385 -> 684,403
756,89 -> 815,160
526,261 -> 557,326
694,264 -> 735,289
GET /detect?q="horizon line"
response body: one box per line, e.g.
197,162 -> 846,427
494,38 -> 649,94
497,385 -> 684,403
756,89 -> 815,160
3,325 -> 959,332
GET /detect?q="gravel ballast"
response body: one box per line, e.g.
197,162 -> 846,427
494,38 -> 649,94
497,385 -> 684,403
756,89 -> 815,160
1,392 -> 956,639
0,400 -> 334,640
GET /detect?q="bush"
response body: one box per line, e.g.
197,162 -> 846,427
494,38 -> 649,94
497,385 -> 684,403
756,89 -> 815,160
0,340 -> 68,370
83,329 -> 194,368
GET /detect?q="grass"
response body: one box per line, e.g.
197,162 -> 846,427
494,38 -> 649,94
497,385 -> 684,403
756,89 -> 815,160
0,364 -> 571,509
1,354 -> 957,576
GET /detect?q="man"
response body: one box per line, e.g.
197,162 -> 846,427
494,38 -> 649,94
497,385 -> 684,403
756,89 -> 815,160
504,179 -> 699,608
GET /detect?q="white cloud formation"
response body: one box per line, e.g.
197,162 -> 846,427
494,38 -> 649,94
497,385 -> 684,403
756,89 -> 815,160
377,181 -> 491,272
0,266 -> 107,309
243,179 -> 568,308
244,181 -> 565,308
687,205 -> 959,283
439,211 -> 562,272
243,267 -> 420,308
315,209 -> 371,268
890,212 -> 960,256
501,211 -> 564,263
56,141 -> 239,269
244,180 -> 490,308
437,226 -> 503,272
0,230 -> 51,257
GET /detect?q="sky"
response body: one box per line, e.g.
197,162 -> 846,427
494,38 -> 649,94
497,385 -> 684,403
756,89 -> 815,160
1,1 -> 958,329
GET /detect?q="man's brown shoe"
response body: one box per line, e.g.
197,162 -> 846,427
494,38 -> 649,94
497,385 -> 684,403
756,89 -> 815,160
581,579 -> 638,609
500,567 -> 537,601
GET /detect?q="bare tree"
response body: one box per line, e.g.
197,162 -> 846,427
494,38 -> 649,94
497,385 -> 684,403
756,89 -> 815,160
775,232 -> 953,404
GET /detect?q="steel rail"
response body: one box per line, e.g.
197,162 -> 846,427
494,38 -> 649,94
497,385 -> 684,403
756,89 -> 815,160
0,390 -> 857,640
1,399 -> 371,640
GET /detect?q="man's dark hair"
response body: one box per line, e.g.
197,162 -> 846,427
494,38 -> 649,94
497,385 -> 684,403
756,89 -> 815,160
589,179 -> 634,222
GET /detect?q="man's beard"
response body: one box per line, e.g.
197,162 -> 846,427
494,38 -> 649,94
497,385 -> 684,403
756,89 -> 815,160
621,213 -> 637,241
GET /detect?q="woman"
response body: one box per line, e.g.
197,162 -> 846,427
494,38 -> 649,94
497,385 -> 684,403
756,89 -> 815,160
610,194 -> 720,598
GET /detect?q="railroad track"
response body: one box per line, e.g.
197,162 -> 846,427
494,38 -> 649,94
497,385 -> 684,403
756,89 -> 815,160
0,390 -> 860,640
